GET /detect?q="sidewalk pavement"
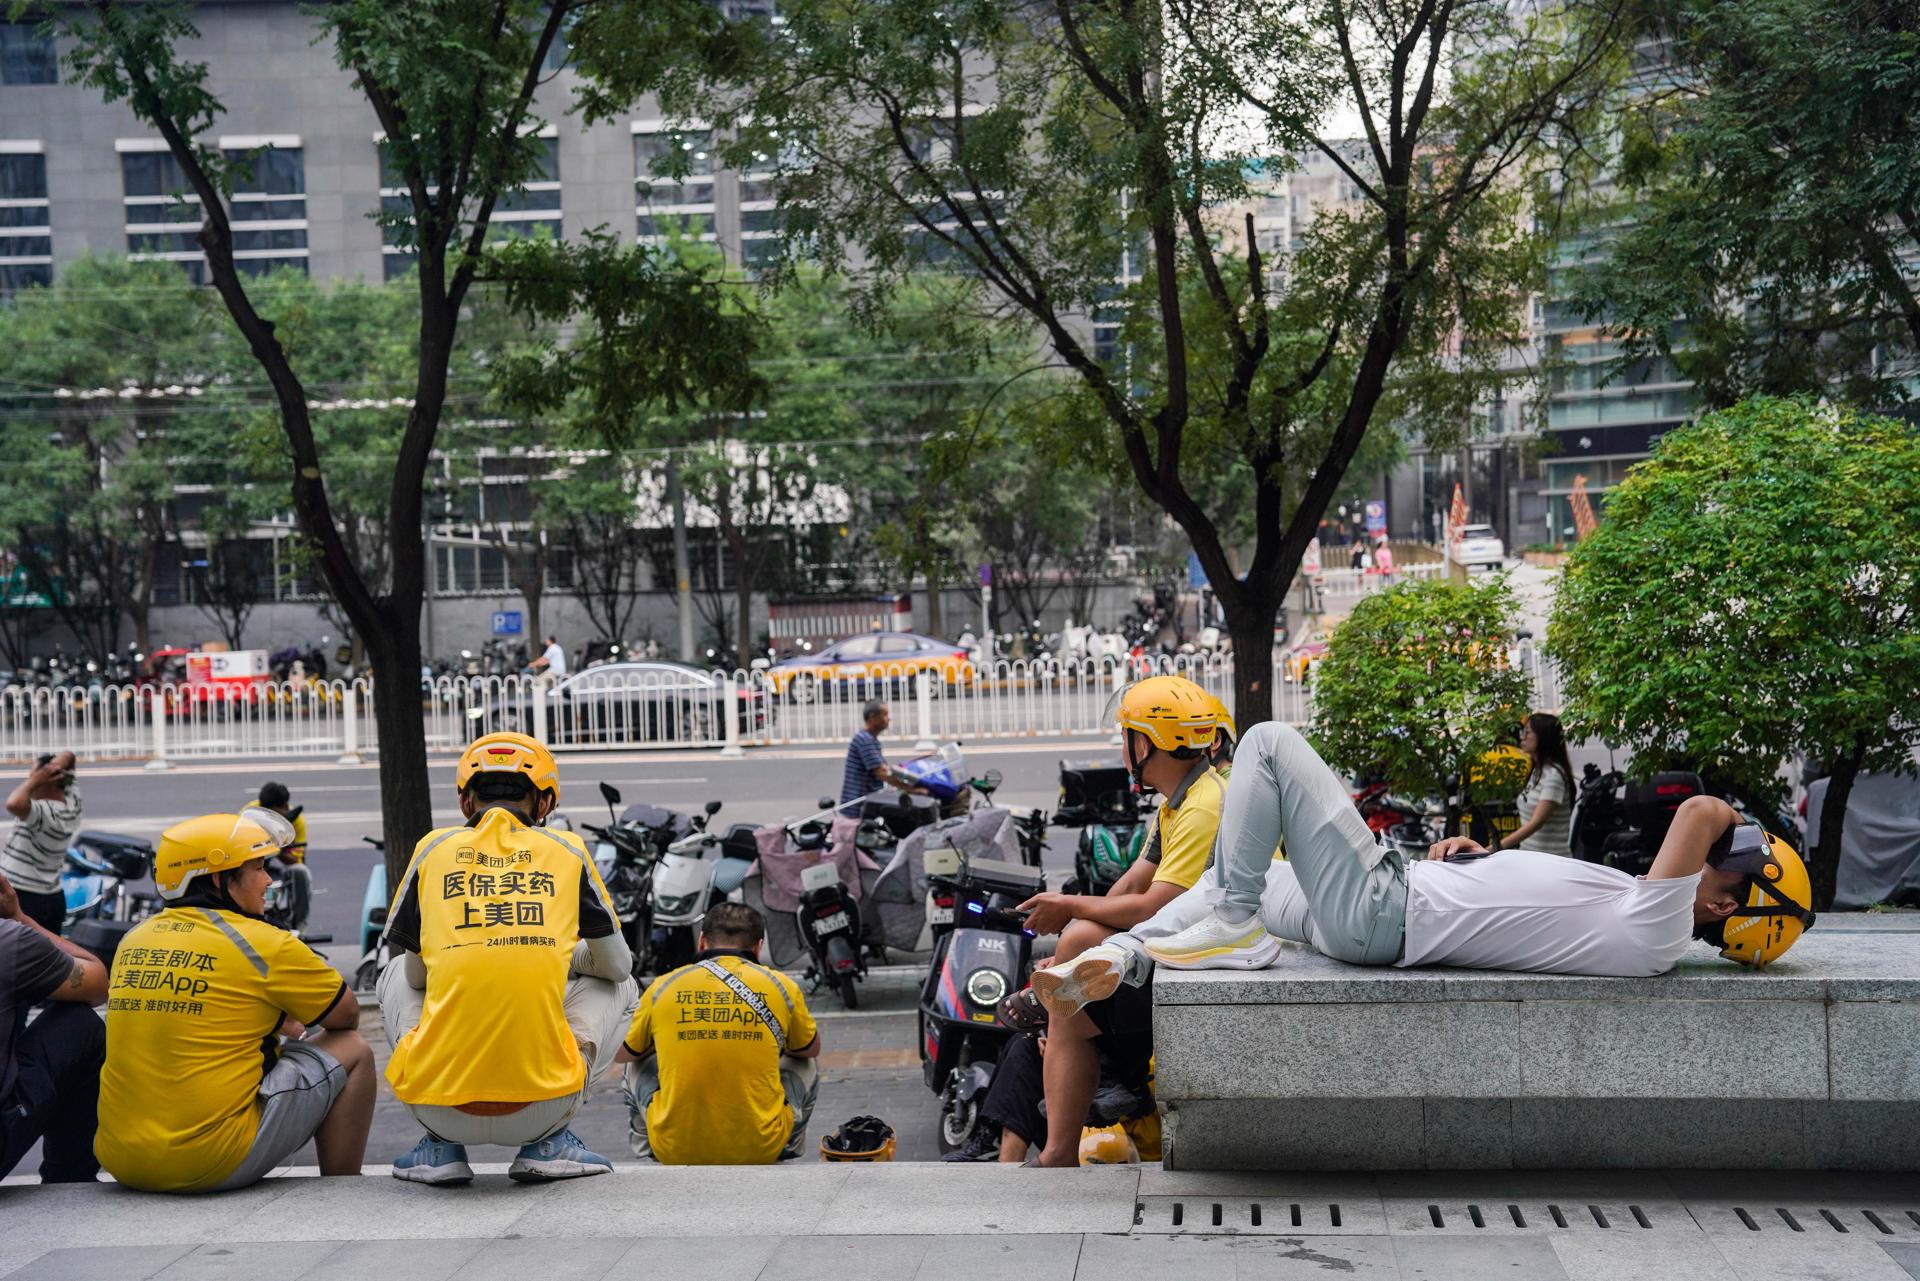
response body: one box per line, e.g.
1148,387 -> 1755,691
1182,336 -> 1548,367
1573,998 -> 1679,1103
9,1165 -> 1920,1280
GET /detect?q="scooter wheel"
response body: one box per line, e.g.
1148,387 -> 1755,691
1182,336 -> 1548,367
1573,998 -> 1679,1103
837,971 -> 860,1010
938,1097 -> 979,1154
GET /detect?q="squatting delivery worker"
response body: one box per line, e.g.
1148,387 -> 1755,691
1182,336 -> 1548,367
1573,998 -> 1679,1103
94,814 -> 375,1192
380,731 -> 639,1185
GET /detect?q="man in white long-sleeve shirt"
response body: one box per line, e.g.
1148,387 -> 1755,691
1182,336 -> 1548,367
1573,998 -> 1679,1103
378,732 -> 638,1185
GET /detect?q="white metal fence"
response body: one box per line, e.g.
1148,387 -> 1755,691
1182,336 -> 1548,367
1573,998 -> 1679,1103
0,651 -> 1565,765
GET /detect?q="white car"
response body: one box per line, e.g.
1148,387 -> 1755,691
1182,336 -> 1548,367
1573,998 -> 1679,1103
1453,524 -> 1507,570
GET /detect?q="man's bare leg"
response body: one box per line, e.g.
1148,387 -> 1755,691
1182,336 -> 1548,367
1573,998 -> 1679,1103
998,1130 -> 1030,1163
1053,918 -> 1114,965
307,1028 -> 375,1176
1035,1011 -> 1099,1167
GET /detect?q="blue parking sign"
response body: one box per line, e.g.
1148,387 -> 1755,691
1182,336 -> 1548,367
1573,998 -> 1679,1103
490,611 -> 523,636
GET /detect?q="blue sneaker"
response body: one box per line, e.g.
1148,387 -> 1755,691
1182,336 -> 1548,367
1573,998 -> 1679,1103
508,1127 -> 614,1182
392,1133 -> 473,1186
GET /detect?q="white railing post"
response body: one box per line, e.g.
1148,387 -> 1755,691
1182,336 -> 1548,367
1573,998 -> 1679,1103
1108,659 -> 1125,743
720,673 -> 744,758
144,690 -> 171,771
913,668 -> 935,751
337,684 -> 363,765
530,674 -> 549,745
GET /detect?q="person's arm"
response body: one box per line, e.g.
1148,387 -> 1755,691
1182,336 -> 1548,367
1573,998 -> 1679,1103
4,753 -> 66,820
571,933 -> 633,981
314,987 -> 360,1031
1108,856 -> 1157,897
1428,836 -> 1488,861
572,858 -> 633,979
1018,878 -> 1187,934
614,984 -> 656,1063
1499,798 -> 1560,850
0,868 -> 106,1003
784,985 -> 821,1059
1646,794 -> 1739,880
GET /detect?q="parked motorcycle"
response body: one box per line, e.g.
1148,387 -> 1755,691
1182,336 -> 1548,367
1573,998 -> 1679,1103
354,836 -> 388,992
1570,764 -> 1707,875
918,841 -> 1045,1153
648,798 -> 758,974
60,831 -> 161,968
1052,760 -> 1145,895
1353,781 -> 1440,857
582,784 -> 698,979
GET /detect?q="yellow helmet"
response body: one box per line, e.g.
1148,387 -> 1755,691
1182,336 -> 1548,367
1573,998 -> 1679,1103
1115,675 -> 1218,755
456,731 -> 560,802
1077,1123 -> 1140,1165
1710,824 -> 1815,969
1203,692 -> 1236,750
155,813 -> 279,901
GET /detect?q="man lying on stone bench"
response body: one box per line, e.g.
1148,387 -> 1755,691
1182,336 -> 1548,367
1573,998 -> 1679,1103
1033,720 -> 1815,1043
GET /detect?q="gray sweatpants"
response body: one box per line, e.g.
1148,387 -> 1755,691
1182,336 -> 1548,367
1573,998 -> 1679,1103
1111,721 -> 1408,981
378,958 -> 639,1147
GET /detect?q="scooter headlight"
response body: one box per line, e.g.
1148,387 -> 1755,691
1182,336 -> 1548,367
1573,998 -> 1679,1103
965,967 -> 1009,1009
656,893 -> 699,915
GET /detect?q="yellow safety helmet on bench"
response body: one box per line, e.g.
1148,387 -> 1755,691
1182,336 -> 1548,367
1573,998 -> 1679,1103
1115,675 -> 1219,755
456,731 -> 560,803
155,813 -> 280,902
1709,823 -> 1815,969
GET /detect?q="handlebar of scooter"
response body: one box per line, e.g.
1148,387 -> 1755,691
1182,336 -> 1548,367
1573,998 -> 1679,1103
927,874 -> 1035,934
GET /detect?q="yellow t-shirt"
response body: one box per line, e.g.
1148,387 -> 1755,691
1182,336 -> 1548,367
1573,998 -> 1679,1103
382,807 -> 620,1106
1152,765 -> 1226,890
626,953 -> 818,1165
95,906 -> 346,1192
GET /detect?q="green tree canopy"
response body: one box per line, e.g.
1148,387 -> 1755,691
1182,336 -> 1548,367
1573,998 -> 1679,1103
1566,0 -> 1920,408
1548,397 -> 1920,907
667,0 -> 1627,724
1309,575 -> 1533,836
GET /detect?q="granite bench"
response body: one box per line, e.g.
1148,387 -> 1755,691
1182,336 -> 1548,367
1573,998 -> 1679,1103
1152,919 -> 1920,1170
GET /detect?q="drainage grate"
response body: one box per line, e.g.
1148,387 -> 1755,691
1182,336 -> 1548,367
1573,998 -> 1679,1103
1133,1197 -> 1362,1235
1396,1202 -> 1660,1234
1701,1206 -> 1920,1238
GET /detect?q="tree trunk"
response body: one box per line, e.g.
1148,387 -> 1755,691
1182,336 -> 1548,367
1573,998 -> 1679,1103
365,616 -> 433,890
1812,738 -> 1868,911
1225,597 -> 1281,728
735,573 -> 753,668
926,571 -> 944,638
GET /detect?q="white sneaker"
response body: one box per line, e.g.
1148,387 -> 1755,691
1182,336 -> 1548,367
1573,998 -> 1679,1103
1142,910 -> 1281,970
1029,942 -> 1129,1020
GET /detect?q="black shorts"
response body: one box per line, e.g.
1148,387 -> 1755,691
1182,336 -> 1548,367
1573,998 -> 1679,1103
1085,978 -> 1154,1097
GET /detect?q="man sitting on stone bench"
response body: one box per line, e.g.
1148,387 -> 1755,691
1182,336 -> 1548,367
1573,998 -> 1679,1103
1033,722 -> 1814,1028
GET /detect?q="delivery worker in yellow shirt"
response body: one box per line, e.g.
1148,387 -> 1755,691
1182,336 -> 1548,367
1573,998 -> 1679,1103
94,814 -> 375,1192
617,902 -> 822,1164
379,732 -> 639,1185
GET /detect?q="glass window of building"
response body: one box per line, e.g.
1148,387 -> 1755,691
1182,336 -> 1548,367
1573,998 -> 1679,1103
0,22 -> 57,85
491,133 -> 562,243
634,125 -> 716,246
379,133 -> 560,278
121,138 -> 309,281
0,145 -> 51,292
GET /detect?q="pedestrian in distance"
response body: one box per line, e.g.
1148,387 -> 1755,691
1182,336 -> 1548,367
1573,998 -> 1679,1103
618,902 -> 822,1164
0,867 -> 109,1183
381,732 -> 638,1185
1373,539 -> 1394,584
839,701 -> 928,810
529,634 -> 568,680
1500,712 -> 1575,858
93,814 -> 376,1192
2,751 -> 83,934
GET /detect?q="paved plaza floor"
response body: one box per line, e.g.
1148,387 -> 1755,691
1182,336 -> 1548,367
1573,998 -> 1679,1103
9,1165 -> 1920,1280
